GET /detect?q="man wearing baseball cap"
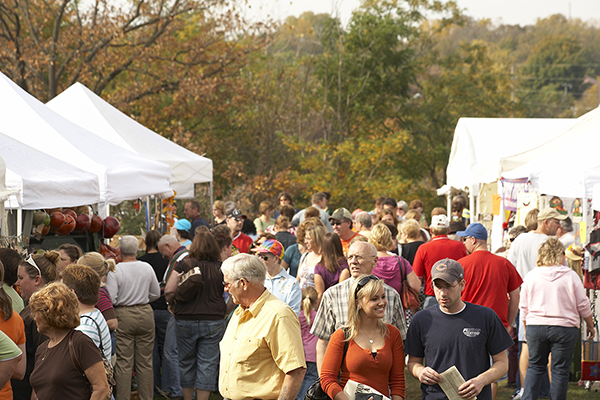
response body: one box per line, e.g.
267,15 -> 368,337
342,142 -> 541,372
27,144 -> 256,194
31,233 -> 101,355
406,258 -> 513,400
257,239 -> 301,316
507,207 -> 567,398
329,208 -> 358,256
226,208 -> 253,254
412,214 -> 467,308
457,223 -> 523,398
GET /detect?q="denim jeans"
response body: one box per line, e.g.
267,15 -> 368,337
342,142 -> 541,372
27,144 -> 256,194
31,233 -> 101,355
152,310 -> 182,397
297,361 -> 317,400
175,319 -> 225,390
522,325 -> 579,400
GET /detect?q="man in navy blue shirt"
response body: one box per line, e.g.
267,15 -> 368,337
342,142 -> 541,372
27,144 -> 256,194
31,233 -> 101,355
184,200 -> 209,241
406,258 -> 513,400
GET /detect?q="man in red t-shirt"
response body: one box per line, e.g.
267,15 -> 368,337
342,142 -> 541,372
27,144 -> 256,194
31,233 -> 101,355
329,208 -> 358,256
227,209 -> 253,254
412,214 -> 467,308
457,223 -> 521,400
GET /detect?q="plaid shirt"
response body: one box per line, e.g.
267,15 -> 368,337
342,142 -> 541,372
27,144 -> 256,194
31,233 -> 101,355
310,277 -> 407,340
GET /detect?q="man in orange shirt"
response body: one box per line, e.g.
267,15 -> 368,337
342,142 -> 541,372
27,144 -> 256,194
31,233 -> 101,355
329,208 -> 358,256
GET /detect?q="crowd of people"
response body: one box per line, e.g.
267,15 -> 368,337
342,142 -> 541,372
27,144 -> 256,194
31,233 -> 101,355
0,193 -> 592,400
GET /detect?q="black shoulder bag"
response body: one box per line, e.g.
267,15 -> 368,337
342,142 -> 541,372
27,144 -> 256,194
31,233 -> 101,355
304,328 -> 349,400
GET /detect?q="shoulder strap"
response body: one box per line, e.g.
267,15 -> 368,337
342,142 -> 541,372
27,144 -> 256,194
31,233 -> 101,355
68,330 -> 86,378
81,314 -> 106,356
396,256 -> 407,281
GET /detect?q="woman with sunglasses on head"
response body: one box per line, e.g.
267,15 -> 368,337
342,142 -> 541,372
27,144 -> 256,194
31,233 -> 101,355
12,251 -> 58,400
320,274 -> 405,400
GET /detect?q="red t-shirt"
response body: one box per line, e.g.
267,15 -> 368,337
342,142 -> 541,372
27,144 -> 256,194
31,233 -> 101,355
232,232 -> 253,254
412,235 -> 467,296
458,251 -> 523,327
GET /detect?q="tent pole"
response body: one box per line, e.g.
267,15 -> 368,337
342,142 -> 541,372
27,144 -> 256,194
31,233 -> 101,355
145,196 -> 150,232
209,181 -> 214,227
17,207 -> 22,237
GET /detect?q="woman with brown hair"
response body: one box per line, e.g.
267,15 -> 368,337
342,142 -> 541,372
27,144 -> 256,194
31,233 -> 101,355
13,251 -> 58,400
29,282 -> 109,400
314,233 -> 350,303
212,200 -> 227,226
56,243 -> 83,274
378,209 -> 400,228
164,228 -> 226,400
254,201 -> 275,235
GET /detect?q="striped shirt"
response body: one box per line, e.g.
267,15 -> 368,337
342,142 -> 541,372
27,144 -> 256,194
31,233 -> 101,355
310,277 -> 407,341
76,309 -> 112,360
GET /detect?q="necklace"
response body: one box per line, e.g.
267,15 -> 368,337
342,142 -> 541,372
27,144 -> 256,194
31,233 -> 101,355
363,329 -> 375,344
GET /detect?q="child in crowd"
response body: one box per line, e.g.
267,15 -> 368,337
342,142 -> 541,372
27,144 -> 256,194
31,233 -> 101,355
297,287 -> 319,400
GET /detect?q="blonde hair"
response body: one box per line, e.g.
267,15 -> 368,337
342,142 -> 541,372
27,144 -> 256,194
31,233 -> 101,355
346,275 -> 387,341
301,287 -> 318,325
525,208 -> 540,232
305,225 -> 326,255
369,223 -> 394,252
536,237 -> 565,267
78,252 -> 116,278
400,219 -> 421,240
19,251 -> 59,283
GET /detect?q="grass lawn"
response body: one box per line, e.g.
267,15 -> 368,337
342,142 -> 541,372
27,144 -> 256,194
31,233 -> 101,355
152,371 -> 600,399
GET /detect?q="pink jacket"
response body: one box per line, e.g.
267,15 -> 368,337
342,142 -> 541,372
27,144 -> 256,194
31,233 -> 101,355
520,265 -> 591,328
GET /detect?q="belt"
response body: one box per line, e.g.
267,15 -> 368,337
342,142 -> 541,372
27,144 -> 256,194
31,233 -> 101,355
115,303 -> 148,308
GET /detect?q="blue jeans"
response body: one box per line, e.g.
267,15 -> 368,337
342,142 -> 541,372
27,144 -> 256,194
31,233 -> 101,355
175,319 -> 225,390
522,325 -> 579,400
297,361 -> 317,400
153,310 -> 183,397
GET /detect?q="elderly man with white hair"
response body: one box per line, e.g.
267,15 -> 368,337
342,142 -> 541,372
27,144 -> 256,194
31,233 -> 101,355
219,253 -> 306,400
106,235 -> 161,400
310,241 -> 407,372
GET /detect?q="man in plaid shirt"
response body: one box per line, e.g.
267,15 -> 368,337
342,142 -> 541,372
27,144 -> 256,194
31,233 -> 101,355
310,241 -> 407,371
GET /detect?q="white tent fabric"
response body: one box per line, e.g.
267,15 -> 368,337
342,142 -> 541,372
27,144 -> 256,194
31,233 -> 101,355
0,133 -> 99,209
0,72 -> 174,206
0,155 -> 18,203
447,117 -> 577,189
48,83 -> 213,199
501,106 -> 600,199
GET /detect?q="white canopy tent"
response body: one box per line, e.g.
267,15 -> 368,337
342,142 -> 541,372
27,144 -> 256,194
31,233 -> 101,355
48,82 -> 213,199
0,132 -> 100,209
0,73 -> 174,207
446,117 -> 576,251
501,106 -> 600,200
447,117 -> 577,191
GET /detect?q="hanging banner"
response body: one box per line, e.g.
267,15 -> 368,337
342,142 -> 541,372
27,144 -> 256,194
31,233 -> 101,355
502,178 -> 529,212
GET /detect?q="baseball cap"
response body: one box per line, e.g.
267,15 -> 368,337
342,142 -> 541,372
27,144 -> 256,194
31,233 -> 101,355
431,214 -> 450,228
537,208 -> 567,221
174,219 -> 191,232
431,258 -> 464,284
456,223 -> 488,240
226,208 -> 247,220
329,208 -> 352,221
256,239 -> 285,260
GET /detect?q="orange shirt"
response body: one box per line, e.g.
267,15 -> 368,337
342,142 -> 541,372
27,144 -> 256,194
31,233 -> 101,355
0,311 -> 25,400
321,324 -> 405,399
340,232 -> 359,257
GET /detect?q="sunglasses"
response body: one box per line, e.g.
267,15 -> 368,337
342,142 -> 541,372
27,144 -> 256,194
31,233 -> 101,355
354,275 -> 379,299
331,220 -> 344,226
26,255 -> 42,277
257,254 -> 270,261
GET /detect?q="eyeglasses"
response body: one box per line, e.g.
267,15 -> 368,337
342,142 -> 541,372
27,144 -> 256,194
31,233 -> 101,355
461,236 -> 473,243
354,275 -> 379,299
25,255 -> 42,277
222,279 -> 239,289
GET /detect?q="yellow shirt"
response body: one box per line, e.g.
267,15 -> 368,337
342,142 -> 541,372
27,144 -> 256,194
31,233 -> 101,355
219,289 -> 306,400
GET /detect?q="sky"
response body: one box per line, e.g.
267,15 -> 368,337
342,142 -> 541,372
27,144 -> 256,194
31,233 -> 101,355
241,0 -> 600,27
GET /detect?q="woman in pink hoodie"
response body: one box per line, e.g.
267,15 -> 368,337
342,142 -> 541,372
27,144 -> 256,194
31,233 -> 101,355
520,237 -> 595,400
